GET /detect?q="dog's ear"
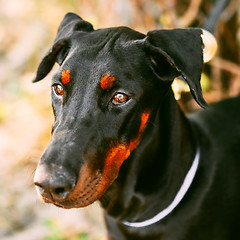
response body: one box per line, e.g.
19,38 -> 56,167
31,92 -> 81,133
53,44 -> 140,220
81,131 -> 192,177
144,28 -> 207,108
33,13 -> 94,82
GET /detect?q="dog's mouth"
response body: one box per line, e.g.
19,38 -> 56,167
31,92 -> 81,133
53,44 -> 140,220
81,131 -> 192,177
53,175 -> 103,209
35,164 -> 111,209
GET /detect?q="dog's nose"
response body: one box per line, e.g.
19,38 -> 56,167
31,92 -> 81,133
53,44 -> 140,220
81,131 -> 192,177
34,164 -> 76,201
34,179 -> 74,200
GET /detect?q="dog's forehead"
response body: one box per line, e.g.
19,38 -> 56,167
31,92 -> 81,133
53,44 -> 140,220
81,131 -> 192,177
71,26 -> 146,48
61,27 -> 147,88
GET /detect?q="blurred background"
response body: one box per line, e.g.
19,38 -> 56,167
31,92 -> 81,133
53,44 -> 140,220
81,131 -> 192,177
0,0 -> 239,239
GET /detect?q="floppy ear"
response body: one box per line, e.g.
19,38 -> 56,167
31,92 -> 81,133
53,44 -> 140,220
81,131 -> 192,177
145,28 -> 207,108
33,13 -> 94,82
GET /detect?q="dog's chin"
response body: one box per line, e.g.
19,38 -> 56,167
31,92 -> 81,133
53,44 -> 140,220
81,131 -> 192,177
52,189 -> 102,209
54,178 -> 105,209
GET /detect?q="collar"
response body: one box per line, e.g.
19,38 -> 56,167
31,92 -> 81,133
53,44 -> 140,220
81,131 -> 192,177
122,148 -> 200,228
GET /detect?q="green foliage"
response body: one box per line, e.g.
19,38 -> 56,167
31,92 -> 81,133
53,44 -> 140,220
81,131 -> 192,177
43,219 -> 89,240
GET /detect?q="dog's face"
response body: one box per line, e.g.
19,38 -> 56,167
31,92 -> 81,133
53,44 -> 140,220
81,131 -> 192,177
35,28 -> 160,208
34,13 -> 205,209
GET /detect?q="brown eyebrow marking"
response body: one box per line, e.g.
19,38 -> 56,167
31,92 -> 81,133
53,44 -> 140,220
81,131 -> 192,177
61,69 -> 71,85
100,74 -> 116,90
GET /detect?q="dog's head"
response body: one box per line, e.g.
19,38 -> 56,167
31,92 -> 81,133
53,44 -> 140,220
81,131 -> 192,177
33,13 -> 206,209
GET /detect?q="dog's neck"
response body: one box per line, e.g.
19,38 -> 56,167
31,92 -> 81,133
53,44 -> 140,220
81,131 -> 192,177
122,147 -> 200,227
100,90 -> 198,225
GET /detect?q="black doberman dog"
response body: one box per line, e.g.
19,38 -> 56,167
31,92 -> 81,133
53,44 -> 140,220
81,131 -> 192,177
33,13 -> 240,240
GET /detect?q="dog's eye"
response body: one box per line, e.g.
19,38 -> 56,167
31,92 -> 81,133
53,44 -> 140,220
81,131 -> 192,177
53,84 -> 64,96
112,93 -> 129,105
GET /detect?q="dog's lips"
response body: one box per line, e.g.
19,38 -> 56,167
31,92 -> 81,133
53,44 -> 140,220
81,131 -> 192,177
62,166 -> 104,208
37,164 -> 111,209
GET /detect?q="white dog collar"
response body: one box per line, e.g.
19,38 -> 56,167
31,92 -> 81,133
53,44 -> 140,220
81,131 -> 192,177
122,148 -> 200,228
